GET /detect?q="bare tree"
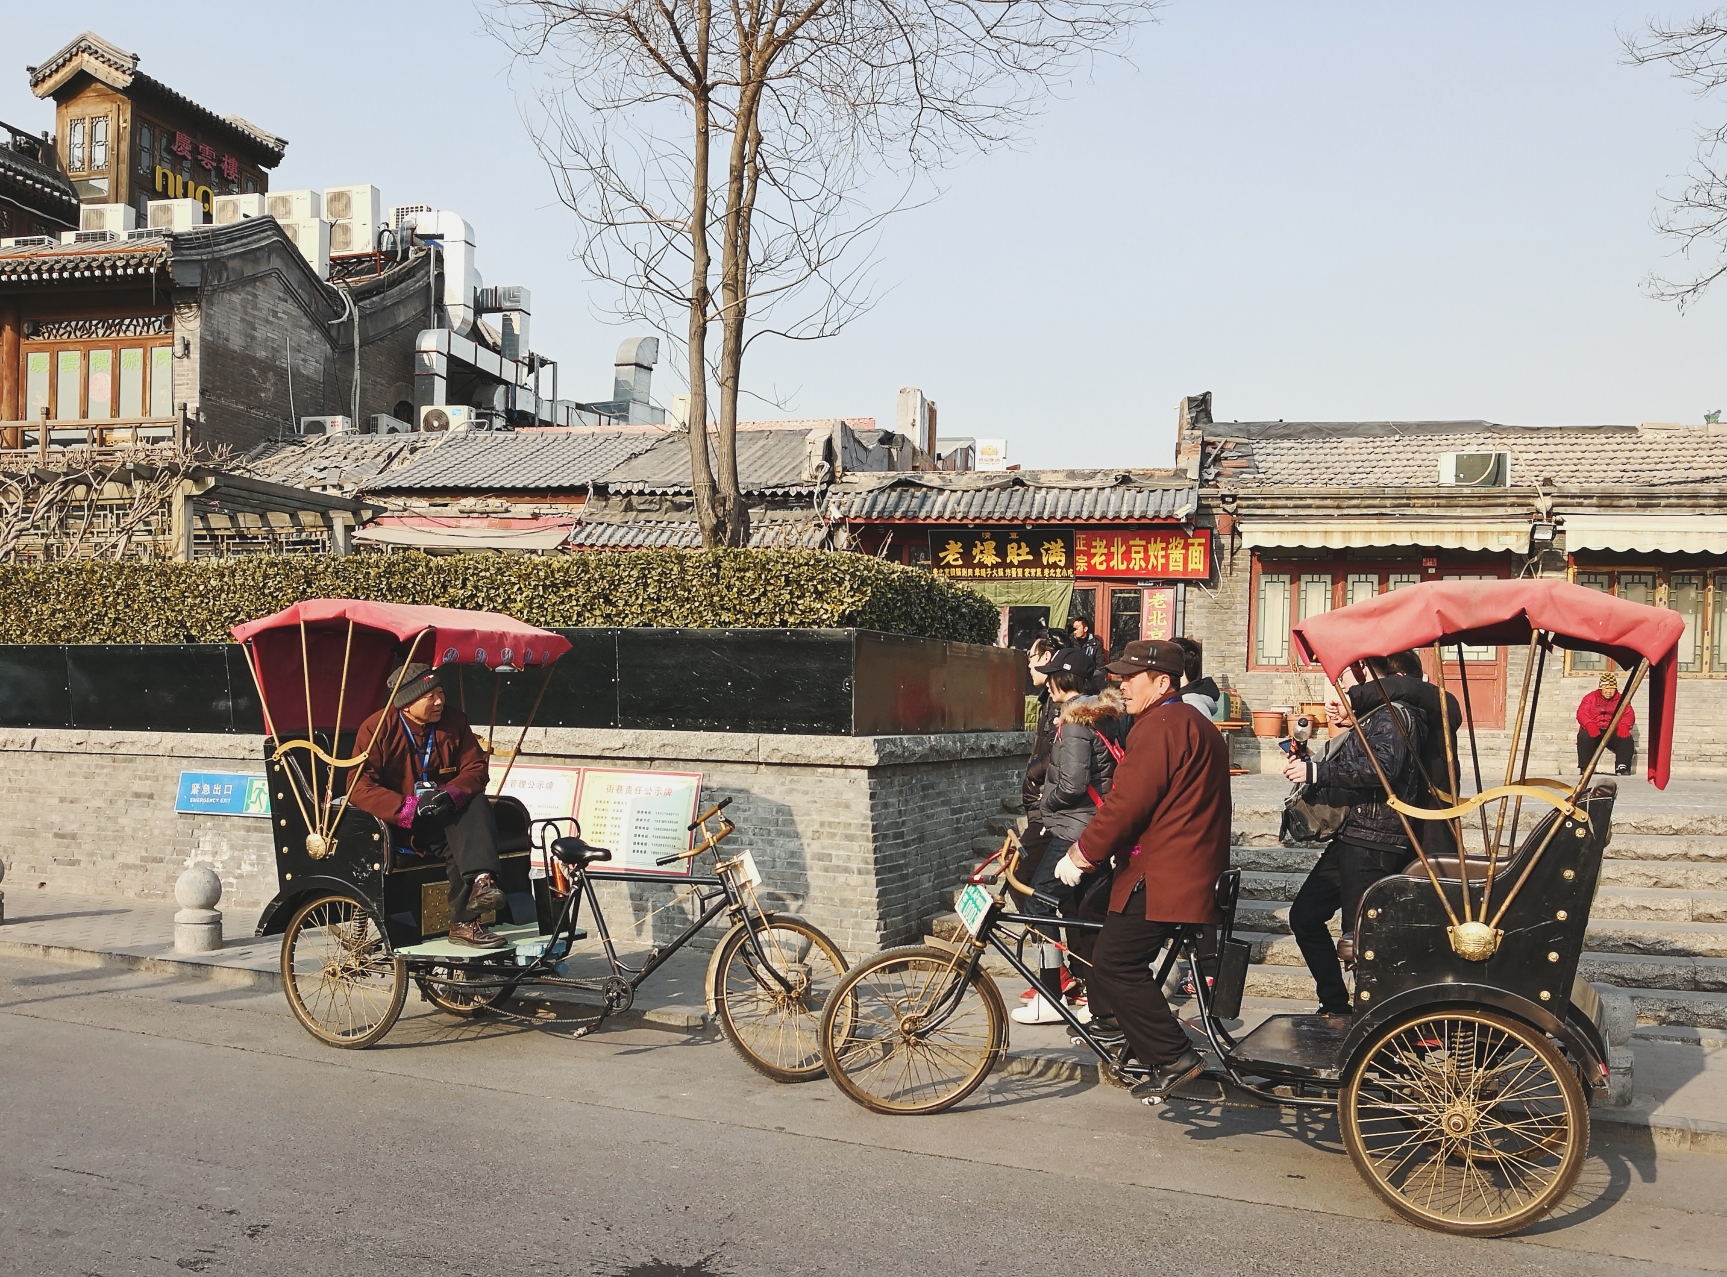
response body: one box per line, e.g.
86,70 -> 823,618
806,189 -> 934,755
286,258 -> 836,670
1626,12 -> 1727,308
0,442 -> 223,562
490,0 -> 1161,545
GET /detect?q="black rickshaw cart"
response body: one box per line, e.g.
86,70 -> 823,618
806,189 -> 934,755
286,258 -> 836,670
234,599 -> 846,1081
817,578 -> 1685,1237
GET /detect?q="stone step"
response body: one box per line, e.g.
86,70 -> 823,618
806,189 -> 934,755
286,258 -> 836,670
1231,803 -> 1727,838
1626,989 -> 1727,1030
985,812 -> 1027,836
1606,834 -> 1727,863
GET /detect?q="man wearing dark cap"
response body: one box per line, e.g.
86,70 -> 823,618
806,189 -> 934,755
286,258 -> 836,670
1052,638 -> 1231,1102
348,663 -> 508,947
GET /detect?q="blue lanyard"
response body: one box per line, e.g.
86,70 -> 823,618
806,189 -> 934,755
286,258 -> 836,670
399,713 -> 436,784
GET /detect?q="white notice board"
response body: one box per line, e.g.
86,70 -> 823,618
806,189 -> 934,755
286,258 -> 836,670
573,768 -> 704,876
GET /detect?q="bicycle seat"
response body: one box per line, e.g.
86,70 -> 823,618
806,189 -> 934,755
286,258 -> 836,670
551,836 -> 612,867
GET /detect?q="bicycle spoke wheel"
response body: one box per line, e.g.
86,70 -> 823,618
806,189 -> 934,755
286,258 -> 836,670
416,962 -> 514,1018
819,945 -> 1005,1115
712,916 -> 848,1083
281,895 -> 406,1049
1341,1008 -> 1588,1237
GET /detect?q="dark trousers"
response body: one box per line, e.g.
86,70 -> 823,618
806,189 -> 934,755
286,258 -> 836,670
1089,889 -> 1192,1069
1012,823 -> 1053,909
1021,836 -> 1112,1011
1290,838 -> 1413,1013
412,797 -> 503,923
1577,728 -> 1633,774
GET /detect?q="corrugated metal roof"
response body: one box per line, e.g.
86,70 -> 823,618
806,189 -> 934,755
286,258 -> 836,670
601,428 -> 819,495
1205,420 -> 1727,489
369,429 -> 663,491
831,470 -> 1197,523
569,510 -> 830,550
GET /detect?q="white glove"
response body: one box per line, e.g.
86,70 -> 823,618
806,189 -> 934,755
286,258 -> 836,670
1054,851 -> 1086,887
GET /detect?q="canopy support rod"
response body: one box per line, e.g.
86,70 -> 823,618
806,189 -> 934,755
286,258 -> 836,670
319,619 -> 356,844
1453,642 -> 1494,895
1346,671 -> 1462,929
1488,657 -> 1648,930
1492,632 -> 1542,858
241,638 -> 316,840
495,665 -> 556,793
1430,641 -> 1467,887
298,619 -> 319,831
1499,636 -> 1549,889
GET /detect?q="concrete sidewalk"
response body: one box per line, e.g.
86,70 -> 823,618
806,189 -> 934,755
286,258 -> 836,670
2,886 -> 1723,1154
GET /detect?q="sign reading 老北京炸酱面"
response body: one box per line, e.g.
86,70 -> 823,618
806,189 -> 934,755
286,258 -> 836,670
1074,527 -> 1211,580
175,772 -> 269,817
574,769 -> 705,876
928,528 -> 1073,579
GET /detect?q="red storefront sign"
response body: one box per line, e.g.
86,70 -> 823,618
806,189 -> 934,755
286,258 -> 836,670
1142,587 -> 1176,641
1073,527 -> 1211,579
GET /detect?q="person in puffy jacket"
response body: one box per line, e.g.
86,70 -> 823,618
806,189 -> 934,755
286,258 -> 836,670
1013,646 -> 1129,1026
1577,670 -> 1635,775
1282,653 -> 1428,1015
1014,634 -> 1066,900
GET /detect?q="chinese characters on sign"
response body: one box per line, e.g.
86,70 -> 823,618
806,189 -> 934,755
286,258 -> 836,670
929,528 -> 1074,580
1072,528 -> 1211,580
574,769 -> 705,876
174,772 -> 269,817
1142,587 -> 1176,641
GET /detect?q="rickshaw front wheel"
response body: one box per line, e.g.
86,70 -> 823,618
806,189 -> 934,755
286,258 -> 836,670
281,894 -> 407,1049
1341,1007 -> 1589,1237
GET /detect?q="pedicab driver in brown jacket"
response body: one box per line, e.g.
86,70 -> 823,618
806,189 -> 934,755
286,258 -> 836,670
347,663 -> 510,949
1052,639 -> 1232,1103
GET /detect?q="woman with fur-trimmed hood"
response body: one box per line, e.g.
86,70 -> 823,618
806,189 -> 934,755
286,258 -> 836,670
1013,648 -> 1130,1025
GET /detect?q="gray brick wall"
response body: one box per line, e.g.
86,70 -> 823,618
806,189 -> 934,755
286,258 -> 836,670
0,728 -> 1028,954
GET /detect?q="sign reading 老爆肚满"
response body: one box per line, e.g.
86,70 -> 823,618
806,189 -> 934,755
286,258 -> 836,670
1073,527 -> 1211,580
929,528 -> 1073,580
176,772 -> 269,817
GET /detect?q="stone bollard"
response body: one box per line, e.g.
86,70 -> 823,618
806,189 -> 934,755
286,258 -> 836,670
174,864 -> 224,953
1591,981 -> 1637,1107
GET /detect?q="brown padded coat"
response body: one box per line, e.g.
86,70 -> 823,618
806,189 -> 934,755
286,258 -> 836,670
347,705 -> 490,826
1073,692 -> 1232,922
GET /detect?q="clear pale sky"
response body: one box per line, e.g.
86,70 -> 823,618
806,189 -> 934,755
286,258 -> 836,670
6,2 -> 1724,467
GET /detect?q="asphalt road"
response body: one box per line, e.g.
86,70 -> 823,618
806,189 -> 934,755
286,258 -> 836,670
1,952 -> 1723,1277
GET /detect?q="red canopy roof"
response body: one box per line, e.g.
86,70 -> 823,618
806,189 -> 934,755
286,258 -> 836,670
1291,579 -> 1686,788
230,599 -> 573,735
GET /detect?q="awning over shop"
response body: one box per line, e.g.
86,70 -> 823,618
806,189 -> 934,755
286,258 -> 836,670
1561,515 -> 1727,555
353,521 -> 573,552
955,578 -> 1075,626
1241,518 -> 1532,554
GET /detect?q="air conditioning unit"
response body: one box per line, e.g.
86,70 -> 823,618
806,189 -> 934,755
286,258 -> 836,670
213,193 -> 267,225
146,199 -> 205,231
266,189 -> 321,221
388,203 -> 433,232
80,203 -> 136,233
62,230 -> 117,244
279,218 -> 331,278
420,404 -> 475,433
299,415 -> 352,436
323,184 -> 382,255
369,413 -> 412,435
1,234 -> 52,248
125,226 -> 169,241
1438,451 -> 1511,487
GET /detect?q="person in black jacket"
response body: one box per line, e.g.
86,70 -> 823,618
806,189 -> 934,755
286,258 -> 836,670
1068,616 -> 1109,693
1377,650 -> 1463,856
1014,634 -> 1065,901
1014,646 -> 1129,1025
1282,653 -> 1429,1015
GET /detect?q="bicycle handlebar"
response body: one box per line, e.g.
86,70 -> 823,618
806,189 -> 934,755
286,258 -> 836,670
687,796 -> 733,831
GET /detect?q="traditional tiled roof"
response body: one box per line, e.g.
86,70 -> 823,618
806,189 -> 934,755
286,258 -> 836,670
568,508 -> 830,550
368,429 -> 663,492
0,236 -> 169,283
830,469 -> 1198,523
239,433 -> 450,495
1203,420 -> 1727,489
28,32 -> 286,164
0,139 -> 79,220
600,428 -> 826,496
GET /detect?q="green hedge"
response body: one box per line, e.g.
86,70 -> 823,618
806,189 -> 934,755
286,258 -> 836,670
0,550 -> 1001,646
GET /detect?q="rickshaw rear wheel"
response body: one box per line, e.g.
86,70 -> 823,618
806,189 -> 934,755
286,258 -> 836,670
416,962 -> 516,1018
1341,1007 -> 1589,1237
711,915 -> 847,1083
818,945 -> 1006,1115
281,894 -> 407,1049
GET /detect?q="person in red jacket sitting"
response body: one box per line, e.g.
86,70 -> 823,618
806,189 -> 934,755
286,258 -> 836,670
1577,670 -> 1635,776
